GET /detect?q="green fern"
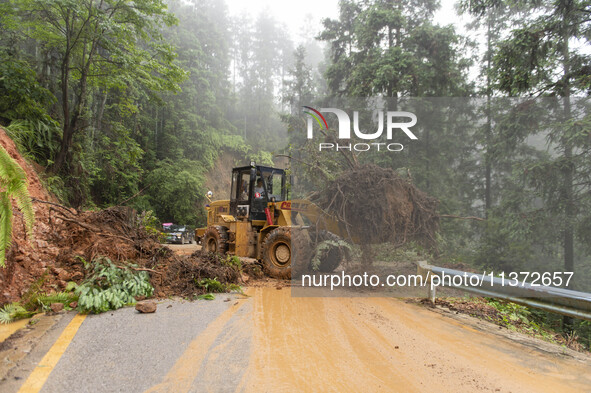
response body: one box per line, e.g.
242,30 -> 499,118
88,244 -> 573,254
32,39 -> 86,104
65,281 -> 79,292
0,302 -> 35,324
5,119 -> 62,166
0,145 -> 35,267
197,278 -> 225,292
35,292 -> 78,310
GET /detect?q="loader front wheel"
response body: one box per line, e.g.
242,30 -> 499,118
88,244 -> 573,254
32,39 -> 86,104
203,226 -> 228,255
313,230 -> 350,272
261,227 -> 291,279
291,229 -> 312,278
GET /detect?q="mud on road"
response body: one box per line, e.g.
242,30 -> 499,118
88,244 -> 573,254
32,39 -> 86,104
241,287 -> 591,392
166,243 -> 201,256
2,284 -> 591,393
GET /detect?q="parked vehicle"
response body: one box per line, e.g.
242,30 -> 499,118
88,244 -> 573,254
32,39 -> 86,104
162,223 -> 193,244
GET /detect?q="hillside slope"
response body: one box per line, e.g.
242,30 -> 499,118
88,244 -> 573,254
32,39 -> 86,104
0,128 -> 60,303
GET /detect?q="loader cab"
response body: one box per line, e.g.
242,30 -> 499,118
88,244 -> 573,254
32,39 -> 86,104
230,164 -> 287,221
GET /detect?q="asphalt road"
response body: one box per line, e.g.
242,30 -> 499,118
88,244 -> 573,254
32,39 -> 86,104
2,287 -> 591,393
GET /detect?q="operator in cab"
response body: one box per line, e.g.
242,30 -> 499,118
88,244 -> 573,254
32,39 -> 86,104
254,178 -> 265,199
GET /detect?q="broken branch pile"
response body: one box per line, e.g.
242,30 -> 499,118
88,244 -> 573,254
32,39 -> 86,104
2,203 -> 244,303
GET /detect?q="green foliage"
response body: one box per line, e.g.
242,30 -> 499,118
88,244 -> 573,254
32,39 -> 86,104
474,210 -> 536,272
35,292 -> 78,312
40,175 -> 69,204
86,123 -> 145,206
2,0 -> 187,206
65,281 -> 79,292
144,159 -> 205,225
221,255 -> 242,270
486,298 -> 532,325
197,278 -> 226,293
197,277 -> 241,294
76,257 -> 154,314
447,297 -> 580,348
577,320 -> 591,351
5,119 -> 62,165
0,52 -> 56,125
482,298 -> 590,350
225,283 -> 243,293
228,10 -> 293,151
0,145 -> 34,267
0,284 -> 79,323
318,0 -> 473,97
0,0 -> 278,223
20,273 -> 48,310
371,242 -> 424,264
138,210 -> 164,241
480,1 -> 591,295
0,302 -> 35,324
196,293 -> 215,301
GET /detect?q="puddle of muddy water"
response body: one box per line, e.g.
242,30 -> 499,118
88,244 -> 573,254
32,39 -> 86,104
0,318 -> 30,343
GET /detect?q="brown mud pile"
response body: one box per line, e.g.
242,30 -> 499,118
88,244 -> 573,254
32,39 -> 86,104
0,129 -> 243,304
311,164 -> 439,248
3,200 -> 245,303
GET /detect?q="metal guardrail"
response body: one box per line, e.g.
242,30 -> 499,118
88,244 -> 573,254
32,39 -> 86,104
416,260 -> 591,321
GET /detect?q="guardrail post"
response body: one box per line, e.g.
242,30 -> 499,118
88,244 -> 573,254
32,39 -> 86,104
428,282 -> 436,304
417,260 -> 436,303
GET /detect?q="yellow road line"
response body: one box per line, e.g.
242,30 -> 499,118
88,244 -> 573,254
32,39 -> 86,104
145,298 -> 249,393
18,313 -> 87,393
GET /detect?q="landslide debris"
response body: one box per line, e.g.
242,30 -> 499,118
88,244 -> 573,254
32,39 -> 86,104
311,164 -> 439,249
0,128 -> 243,304
2,201 -> 246,303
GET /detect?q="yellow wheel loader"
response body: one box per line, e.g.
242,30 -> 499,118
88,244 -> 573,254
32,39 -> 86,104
195,162 -> 350,278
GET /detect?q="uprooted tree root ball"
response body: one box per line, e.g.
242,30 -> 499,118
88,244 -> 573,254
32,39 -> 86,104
310,164 -> 439,249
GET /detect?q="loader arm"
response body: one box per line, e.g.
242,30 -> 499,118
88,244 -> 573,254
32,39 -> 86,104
281,199 -> 358,243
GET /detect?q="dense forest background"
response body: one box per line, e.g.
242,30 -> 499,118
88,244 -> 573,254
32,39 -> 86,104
1,0 -> 591,302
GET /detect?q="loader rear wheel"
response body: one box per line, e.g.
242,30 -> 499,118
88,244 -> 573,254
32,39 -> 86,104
203,226 -> 228,255
261,227 -> 291,279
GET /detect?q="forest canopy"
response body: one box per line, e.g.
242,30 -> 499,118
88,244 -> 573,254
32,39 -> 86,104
0,0 -> 292,223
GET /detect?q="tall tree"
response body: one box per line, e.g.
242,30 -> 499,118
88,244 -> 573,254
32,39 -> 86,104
318,0 -> 471,97
230,11 -> 294,150
13,0 -> 185,174
283,45 -> 316,117
316,0 -> 474,194
490,0 -> 591,295
459,0 -> 515,217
